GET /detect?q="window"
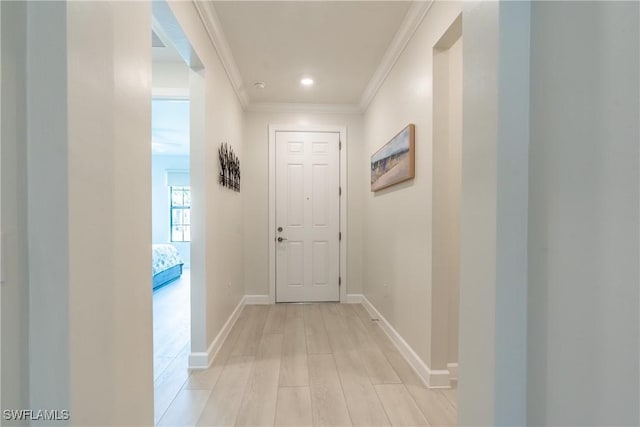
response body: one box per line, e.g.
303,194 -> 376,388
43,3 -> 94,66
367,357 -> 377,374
170,186 -> 191,242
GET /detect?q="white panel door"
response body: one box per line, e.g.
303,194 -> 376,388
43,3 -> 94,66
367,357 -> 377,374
275,131 -> 340,302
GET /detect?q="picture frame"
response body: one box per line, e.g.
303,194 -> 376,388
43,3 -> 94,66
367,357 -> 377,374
371,124 -> 415,191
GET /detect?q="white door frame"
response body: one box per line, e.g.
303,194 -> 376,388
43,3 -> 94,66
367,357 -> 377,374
152,1 -> 208,369
268,124 -> 348,304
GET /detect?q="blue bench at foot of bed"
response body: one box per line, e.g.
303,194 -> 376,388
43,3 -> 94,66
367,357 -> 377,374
152,244 -> 185,290
153,263 -> 183,290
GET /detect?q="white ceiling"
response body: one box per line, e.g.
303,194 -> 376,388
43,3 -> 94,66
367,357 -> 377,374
203,1 -> 415,107
150,0 -> 431,139
152,30 -> 190,156
152,98 -> 190,156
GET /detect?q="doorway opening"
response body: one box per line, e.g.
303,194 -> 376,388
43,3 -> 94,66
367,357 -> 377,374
150,4 -> 206,423
432,13 -> 463,393
151,28 -> 191,424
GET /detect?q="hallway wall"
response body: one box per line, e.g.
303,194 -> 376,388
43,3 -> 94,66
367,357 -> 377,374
65,2 -> 153,423
527,1 -> 639,424
2,2 -> 156,423
432,27 -> 463,372
243,111 -> 364,298
362,0 -> 462,371
2,1 -> 158,423
167,1 -> 246,352
153,61 -> 189,97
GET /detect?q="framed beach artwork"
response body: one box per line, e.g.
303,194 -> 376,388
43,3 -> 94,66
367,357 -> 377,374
371,124 -> 415,191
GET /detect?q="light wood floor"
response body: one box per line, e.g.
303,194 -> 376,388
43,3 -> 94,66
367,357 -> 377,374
153,270 -> 191,420
155,303 -> 457,426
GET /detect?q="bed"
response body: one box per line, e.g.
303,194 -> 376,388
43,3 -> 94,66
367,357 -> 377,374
152,244 -> 184,290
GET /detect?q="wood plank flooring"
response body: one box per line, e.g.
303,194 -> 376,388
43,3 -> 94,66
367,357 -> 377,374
153,271 -> 192,422
156,303 -> 457,427
153,270 -> 191,383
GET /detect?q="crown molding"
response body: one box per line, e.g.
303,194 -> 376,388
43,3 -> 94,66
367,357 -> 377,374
193,1 -> 250,109
358,0 -> 434,111
246,102 -> 362,115
193,0 -> 434,114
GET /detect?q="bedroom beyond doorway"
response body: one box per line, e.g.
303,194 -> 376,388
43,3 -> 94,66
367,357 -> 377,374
150,43 -> 192,417
151,96 -> 192,421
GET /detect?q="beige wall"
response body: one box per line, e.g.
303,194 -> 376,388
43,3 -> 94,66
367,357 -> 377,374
433,34 -> 462,369
527,1 -> 639,424
167,1 -> 246,350
446,38 -> 462,367
66,2 -> 153,423
10,1 -> 156,423
363,3 -> 531,424
362,0 -> 462,369
153,61 -> 189,97
243,111 -> 364,298
2,2 -> 155,423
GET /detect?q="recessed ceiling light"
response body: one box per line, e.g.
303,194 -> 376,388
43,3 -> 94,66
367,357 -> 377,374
300,77 -> 314,86
254,82 -> 266,89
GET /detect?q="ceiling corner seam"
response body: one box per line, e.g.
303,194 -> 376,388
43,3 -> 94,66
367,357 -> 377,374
192,0 -> 249,110
358,0 -> 435,113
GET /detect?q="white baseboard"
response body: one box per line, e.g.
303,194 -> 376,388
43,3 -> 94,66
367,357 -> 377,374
345,294 -> 363,303
447,363 -> 458,381
188,351 -> 210,369
188,296 -> 246,369
361,297 -> 451,389
244,294 -> 361,304
244,294 -> 270,305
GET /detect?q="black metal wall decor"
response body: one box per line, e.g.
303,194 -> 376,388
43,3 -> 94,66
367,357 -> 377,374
218,143 -> 240,192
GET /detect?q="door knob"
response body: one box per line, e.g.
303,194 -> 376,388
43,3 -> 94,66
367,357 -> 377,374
277,237 -> 288,242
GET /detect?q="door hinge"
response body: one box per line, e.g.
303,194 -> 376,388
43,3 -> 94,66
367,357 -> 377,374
339,231 -> 342,241
339,186 -> 342,196
339,140 -> 342,150
339,276 -> 342,286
